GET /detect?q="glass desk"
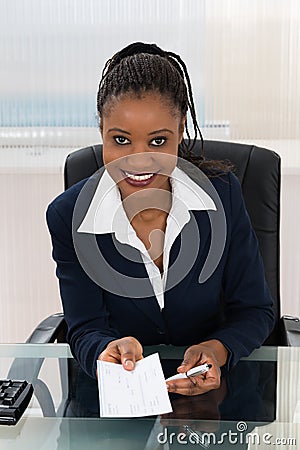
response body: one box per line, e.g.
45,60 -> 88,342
0,344 -> 299,449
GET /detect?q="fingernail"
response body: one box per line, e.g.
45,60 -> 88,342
124,359 -> 134,369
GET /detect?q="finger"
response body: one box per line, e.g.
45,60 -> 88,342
194,353 -> 221,381
98,342 -> 123,363
167,374 -> 221,396
202,362 -> 221,380
167,381 -> 200,396
166,378 -> 197,395
167,382 -> 220,396
177,346 -> 201,373
98,352 -> 122,363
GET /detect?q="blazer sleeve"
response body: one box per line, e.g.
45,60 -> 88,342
46,201 -> 120,378
207,172 -> 275,368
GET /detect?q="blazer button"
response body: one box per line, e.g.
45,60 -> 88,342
156,328 -> 165,335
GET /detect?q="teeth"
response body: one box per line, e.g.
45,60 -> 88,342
124,172 -> 154,181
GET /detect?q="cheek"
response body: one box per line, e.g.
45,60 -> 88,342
156,149 -> 178,174
102,145 -> 120,182
102,142 -> 124,166
102,146 -> 115,165
102,143 -> 131,185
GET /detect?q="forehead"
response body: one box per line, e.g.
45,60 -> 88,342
102,91 -> 181,121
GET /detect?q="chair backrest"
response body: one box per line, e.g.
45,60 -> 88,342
64,140 -> 281,344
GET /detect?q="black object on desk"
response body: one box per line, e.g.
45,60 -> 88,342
0,379 -> 33,425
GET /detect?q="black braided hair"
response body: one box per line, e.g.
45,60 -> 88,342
97,42 -> 233,175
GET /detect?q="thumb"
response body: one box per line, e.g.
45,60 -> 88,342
120,349 -> 136,371
119,338 -> 143,371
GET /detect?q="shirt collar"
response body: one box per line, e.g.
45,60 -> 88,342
170,166 -> 216,211
77,166 -> 216,234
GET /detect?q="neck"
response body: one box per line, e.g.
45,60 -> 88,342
122,188 -> 172,224
133,207 -> 169,224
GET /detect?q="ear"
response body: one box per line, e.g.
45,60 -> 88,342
178,116 -> 186,143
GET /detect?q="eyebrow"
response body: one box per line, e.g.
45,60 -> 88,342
108,128 -> 131,135
149,128 -> 174,135
107,127 -> 174,135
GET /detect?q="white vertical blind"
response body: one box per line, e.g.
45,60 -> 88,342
0,0 -> 205,130
205,0 -> 300,139
1,1 -> 300,139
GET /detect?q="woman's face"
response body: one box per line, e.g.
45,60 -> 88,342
101,92 -> 185,200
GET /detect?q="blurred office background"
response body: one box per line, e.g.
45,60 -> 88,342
0,0 -> 299,342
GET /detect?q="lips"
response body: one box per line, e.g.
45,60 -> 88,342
121,169 -> 158,186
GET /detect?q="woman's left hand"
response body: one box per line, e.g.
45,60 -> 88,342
166,340 -> 228,396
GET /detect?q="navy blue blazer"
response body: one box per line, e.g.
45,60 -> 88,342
46,170 -> 275,378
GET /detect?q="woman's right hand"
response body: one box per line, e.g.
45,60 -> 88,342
98,336 -> 143,371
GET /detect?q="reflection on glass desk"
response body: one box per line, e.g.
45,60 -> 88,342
0,345 -> 299,449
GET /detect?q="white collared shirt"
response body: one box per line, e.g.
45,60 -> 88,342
78,167 -> 216,310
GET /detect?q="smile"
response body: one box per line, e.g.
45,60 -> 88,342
121,169 -> 159,187
124,171 -> 155,181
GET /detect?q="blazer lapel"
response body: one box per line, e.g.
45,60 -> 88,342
166,210 -> 212,290
95,235 -> 165,329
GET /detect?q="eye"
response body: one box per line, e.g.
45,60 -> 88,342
151,137 -> 167,147
114,136 -> 130,145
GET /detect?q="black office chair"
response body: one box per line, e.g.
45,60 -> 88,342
29,140 -> 300,347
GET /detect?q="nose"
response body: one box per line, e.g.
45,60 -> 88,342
125,151 -> 155,172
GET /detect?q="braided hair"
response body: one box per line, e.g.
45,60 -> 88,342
97,42 -> 232,175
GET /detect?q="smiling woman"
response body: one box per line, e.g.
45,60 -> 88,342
46,42 -> 275,398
